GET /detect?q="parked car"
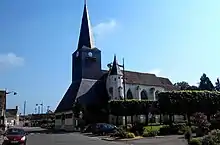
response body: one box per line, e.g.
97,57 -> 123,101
2,128 -> 28,145
83,123 -> 118,135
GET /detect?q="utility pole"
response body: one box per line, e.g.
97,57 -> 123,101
122,58 -> 127,128
23,101 -> 26,116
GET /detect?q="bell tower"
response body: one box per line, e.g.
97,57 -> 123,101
72,1 -> 102,82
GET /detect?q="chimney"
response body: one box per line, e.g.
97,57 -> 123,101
15,106 -> 18,110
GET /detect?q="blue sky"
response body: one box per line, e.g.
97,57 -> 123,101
0,0 -> 220,114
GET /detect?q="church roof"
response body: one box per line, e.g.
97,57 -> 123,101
104,70 -> 176,90
55,76 -> 108,113
77,2 -> 95,50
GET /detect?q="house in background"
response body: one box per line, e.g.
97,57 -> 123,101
5,106 -> 19,126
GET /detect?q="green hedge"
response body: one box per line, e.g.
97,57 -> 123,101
158,91 -> 220,115
108,100 -> 159,116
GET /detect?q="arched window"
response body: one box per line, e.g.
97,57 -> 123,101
155,90 -> 160,100
141,90 -> 148,100
127,89 -> 133,99
150,87 -> 155,94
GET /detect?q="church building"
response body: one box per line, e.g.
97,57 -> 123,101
54,2 -> 176,131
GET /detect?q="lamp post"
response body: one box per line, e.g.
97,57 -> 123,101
5,90 -> 17,111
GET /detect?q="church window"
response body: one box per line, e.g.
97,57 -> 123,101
109,87 -> 113,96
127,89 -> 133,99
150,88 -> 155,94
141,89 -> 148,100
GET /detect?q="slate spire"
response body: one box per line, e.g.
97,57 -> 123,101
77,0 -> 95,50
109,55 -> 123,75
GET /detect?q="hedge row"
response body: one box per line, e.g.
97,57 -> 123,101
158,91 -> 220,115
108,100 -> 159,116
73,91 -> 220,116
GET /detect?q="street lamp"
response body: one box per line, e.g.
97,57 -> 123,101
3,90 -> 17,129
6,91 -> 17,95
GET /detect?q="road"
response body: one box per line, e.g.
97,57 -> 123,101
25,133 -> 186,145
2,127 -> 187,145
26,133 -> 125,145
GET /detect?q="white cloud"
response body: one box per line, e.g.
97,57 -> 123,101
0,53 -> 24,71
148,69 -> 161,76
93,19 -> 117,38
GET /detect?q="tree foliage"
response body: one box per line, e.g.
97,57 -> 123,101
174,81 -> 190,90
199,73 -> 214,91
174,81 -> 199,90
215,78 -> 220,91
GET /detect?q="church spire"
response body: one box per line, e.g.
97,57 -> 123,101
77,0 -> 95,50
109,55 -> 123,75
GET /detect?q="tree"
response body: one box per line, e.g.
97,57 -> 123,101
215,78 -> 220,91
174,81 -> 190,90
198,73 -> 214,91
187,85 -> 199,90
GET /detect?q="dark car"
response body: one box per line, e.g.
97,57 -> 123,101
93,123 -> 118,135
2,128 -> 27,145
82,123 -> 117,135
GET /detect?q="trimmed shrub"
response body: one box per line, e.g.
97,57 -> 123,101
188,138 -> 202,145
159,124 -> 187,135
130,123 -> 145,136
111,130 -> 135,138
126,132 -> 135,138
158,91 -> 220,115
184,127 -> 192,143
143,130 -> 158,137
201,135 -> 217,145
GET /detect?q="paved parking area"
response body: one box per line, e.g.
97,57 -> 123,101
26,133 -> 125,145
0,127 -> 187,145
125,135 -> 187,145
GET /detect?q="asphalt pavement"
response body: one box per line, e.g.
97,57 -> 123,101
26,132 -> 125,145
1,127 -> 187,145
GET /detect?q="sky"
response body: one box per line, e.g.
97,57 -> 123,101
1,0 -> 220,114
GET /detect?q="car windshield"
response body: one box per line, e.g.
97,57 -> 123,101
6,128 -> 25,135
